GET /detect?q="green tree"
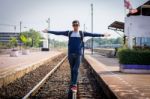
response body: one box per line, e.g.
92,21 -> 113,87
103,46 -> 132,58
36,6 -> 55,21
115,37 -> 123,44
21,29 -> 42,47
50,39 -> 67,48
20,34 -> 29,48
85,37 -> 123,46
9,37 -> 18,50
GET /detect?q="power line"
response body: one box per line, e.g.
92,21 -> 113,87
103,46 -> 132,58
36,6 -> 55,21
83,10 -> 91,26
0,23 -> 17,32
0,24 -> 16,27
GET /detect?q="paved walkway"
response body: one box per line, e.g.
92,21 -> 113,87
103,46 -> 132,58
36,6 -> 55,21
0,51 -> 62,87
85,51 -> 150,99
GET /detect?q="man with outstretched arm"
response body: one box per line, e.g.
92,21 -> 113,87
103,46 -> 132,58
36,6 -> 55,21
43,20 -> 110,95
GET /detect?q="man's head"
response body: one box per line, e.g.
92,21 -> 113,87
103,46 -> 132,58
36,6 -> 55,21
72,20 -> 80,32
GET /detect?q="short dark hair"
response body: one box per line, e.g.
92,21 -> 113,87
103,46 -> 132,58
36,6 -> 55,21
72,20 -> 80,25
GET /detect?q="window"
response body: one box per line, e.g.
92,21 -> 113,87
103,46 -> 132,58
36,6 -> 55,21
136,37 -> 150,46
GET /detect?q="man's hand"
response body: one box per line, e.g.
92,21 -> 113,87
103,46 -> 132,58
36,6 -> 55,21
42,29 -> 48,33
104,33 -> 111,37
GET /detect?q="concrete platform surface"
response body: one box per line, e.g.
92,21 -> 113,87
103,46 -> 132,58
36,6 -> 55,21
85,52 -> 150,99
0,51 -> 62,87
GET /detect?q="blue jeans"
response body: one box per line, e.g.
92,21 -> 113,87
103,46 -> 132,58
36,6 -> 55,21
68,53 -> 81,85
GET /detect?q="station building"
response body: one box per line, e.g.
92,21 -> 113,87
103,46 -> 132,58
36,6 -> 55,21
109,1 -> 150,49
0,32 -> 20,43
126,1 -> 150,48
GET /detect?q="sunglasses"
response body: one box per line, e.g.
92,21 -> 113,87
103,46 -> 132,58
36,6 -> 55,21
73,24 -> 79,27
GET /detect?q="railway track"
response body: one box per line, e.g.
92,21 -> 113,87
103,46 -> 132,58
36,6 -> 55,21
22,57 -> 104,99
0,54 -> 66,98
23,56 -> 68,99
30,56 -> 70,99
0,54 -> 105,99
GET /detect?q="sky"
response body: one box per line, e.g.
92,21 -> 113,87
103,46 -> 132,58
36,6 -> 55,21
0,0 -> 148,41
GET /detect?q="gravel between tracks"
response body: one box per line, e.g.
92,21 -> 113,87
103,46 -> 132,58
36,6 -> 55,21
34,59 -> 71,99
78,61 -> 104,99
33,60 -> 104,99
0,54 -> 65,99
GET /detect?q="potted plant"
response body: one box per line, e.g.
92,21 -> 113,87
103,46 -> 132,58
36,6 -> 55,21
9,37 -> 19,57
20,35 -> 30,55
118,48 -> 150,73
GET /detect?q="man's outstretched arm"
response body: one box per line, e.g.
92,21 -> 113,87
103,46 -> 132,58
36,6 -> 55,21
43,29 -> 68,36
84,31 -> 109,37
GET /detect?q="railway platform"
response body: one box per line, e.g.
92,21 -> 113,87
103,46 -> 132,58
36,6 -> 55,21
85,51 -> 150,99
0,51 -> 62,88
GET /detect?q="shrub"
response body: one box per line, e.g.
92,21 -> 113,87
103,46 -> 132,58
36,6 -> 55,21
20,34 -> 30,49
133,46 -> 150,50
118,48 -> 150,65
9,37 -> 18,50
0,42 -> 11,49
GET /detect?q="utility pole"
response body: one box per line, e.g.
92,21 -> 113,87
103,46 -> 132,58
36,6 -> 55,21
83,24 -> 86,58
91,3 -> 94,54
0,24 -> 16,32
20,21 -> 22,50
47,17 -> 50,49
14,26 -> 16,32
20,21 -> 22,35
84,24 -> 86,32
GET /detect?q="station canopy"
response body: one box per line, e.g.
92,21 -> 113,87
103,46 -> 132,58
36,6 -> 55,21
108,21 -> 124,32
128,1 -> 150,16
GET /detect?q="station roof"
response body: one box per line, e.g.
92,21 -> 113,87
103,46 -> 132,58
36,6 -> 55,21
128,0 -> 150,16
108,21 -> 124,32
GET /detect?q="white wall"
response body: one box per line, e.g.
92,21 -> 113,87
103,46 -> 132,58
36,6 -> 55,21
125,16 -> 150,37
41,33 -> 49,48
125,16 -> 150,48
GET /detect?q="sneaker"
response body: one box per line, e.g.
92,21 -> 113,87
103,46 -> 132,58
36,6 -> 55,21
71,85 -> 77,92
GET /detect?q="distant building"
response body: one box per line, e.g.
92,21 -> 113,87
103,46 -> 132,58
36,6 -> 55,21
0,32 -> 20,43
